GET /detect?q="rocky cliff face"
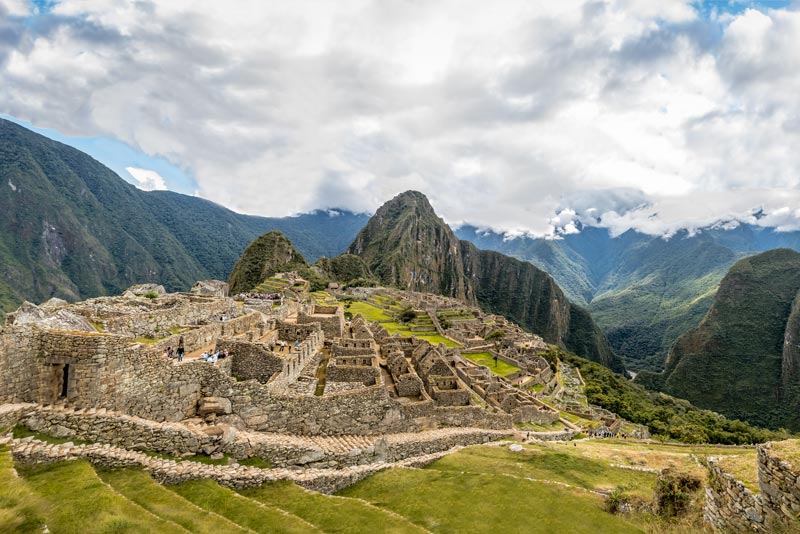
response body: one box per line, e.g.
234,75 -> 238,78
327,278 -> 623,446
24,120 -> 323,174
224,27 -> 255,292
639,249 -> 800,430
349,191 -> 624,372
348,191 -> 473,303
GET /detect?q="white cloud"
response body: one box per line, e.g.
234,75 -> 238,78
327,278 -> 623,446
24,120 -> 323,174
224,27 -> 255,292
125,167 -> 168,191
0,0 -> 29,17
0,1 -> 799,237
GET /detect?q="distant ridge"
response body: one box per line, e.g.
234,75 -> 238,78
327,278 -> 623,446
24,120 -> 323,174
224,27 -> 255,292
457,222 -> 800,373
348,191 -> 625,372
0,118 -> 368,313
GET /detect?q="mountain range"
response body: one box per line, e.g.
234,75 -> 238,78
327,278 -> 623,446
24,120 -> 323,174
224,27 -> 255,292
456,224 -> 800,372
0,118 -> 368,315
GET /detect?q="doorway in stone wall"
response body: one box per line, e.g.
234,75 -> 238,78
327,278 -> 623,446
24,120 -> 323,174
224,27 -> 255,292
60,364 -> 70,398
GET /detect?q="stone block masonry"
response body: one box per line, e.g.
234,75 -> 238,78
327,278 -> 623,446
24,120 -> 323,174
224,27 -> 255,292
4,429 -> 510,494
705,443 -> 800,532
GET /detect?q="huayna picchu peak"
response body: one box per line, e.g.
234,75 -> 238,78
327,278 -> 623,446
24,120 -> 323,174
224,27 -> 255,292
346,190 -> 624,373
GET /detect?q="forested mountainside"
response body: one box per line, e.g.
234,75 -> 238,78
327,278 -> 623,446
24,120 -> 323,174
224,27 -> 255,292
636,249 -> 800,431
457,223 -> 800,372
0,118 -> 368,314
348,191 -> 624,372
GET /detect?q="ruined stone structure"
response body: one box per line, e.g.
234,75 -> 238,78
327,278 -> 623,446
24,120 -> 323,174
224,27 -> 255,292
297,304 -> 344,339
705,443 -> 800,532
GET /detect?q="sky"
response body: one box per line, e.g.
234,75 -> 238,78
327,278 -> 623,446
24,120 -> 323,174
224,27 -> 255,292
2,0 -> 800,238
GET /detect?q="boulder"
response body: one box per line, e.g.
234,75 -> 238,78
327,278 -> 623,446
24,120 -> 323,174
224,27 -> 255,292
5,301 -> 46,325
191,280 -> 229,297
198,397 -> 232,417
5,301 -> 95,332
126,284 -> 167,297
40,297 -> 69,311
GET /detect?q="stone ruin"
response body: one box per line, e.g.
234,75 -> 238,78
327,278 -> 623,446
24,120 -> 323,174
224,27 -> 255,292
0,281 -> 651,491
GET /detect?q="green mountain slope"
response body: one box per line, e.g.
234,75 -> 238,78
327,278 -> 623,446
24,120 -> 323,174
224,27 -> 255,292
455,225 -> 774,372
348,191 -> 473,303
0,118 -> 368,314
636,249 -> 800,431
228,231 -> 310,294
348,191 -> 624,372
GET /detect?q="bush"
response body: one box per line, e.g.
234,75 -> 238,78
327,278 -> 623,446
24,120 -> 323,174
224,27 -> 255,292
485,330 -> 505,341
653,470 -> 701,518
143,291 -> 158,299
398,307 -> 417,323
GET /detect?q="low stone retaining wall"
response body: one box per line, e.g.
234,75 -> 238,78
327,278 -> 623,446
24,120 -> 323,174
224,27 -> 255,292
705,461 -> 766,532
524,430 -> 578,442
8,403 -> 511,469
4,434 -> 470,494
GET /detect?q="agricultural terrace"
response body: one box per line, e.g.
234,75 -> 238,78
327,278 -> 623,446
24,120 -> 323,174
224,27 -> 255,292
462,351 -> 520,377
343,299 -> 461,347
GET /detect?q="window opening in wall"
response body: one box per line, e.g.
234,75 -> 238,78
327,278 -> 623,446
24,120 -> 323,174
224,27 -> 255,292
60,364 -> 70,398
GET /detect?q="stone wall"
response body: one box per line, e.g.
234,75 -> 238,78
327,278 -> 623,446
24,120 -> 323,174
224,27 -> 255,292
297,306 -> 344,339
326,365 -> 380,386
705,461 -> 766,532
705,443 -> 800,532
223,340 -> 282,383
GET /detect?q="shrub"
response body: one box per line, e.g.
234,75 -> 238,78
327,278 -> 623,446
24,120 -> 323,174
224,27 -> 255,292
605,487 -> 629,515
143,291 -> 158,299
653,469 -> 701,518
398,307 -> 417,323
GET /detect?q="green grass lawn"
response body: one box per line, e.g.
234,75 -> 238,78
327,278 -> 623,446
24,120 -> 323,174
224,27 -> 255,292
240,480 -> 427,534
347,301 -> 395,322
346,301 -> 461,346
339,466 -> 643,534
171,478 -> 317,534
463,352 -> 520,376
97,467 -> 249,533
0,446 -> 46,534
17,460 -> 179,533
428,444 -> 657,499
414,334 -> 461,347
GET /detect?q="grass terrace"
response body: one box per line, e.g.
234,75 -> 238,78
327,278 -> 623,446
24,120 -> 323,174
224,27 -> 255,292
715,454 -> 760,493
340,448 -> 645,533
346,300 -> 461,347
463,351 -> 520,376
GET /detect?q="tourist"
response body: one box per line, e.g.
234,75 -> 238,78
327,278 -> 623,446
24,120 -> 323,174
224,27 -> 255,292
294,339 -> 299,348
200,351 -> 210,361
177,337 -> 185,362
209,351 -> 219,364
162,348 -> 170,359
167,347 -> 174,359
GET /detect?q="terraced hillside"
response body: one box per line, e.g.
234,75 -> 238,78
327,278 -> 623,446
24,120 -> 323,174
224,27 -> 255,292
2,435 -> 754,533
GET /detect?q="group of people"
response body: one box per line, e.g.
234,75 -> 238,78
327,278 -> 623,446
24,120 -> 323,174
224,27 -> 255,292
268,339 -> 299,351
162,338 -> 186,362
237,292 -> 282,301
200,348 -> 229,363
